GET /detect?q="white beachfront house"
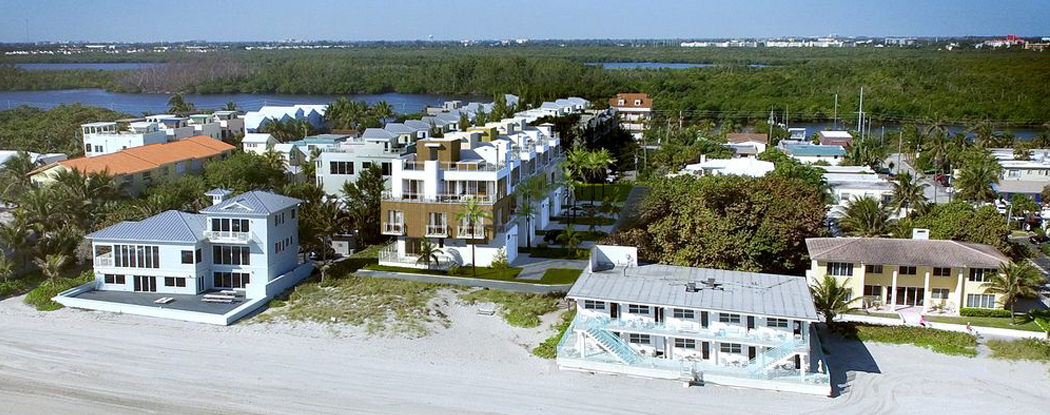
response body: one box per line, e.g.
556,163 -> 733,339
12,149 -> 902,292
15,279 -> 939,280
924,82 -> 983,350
556,246 -> 830,396
54,190 -> 314,325
82,121 -> 168,157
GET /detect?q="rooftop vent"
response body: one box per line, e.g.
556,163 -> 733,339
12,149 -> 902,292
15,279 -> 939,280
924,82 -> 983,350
685,282 -> 699,293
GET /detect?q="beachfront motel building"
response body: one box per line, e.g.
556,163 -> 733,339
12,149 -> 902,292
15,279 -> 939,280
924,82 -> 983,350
557,246 -> 829,395
378,118 -> 565,269
805,234 -> 1011,314
84,190 -> 303,297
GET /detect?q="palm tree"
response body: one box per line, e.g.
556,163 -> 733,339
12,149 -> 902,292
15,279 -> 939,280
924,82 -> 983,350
922,114 -> 950,138
967,119 -> 995,148
458,112 -> 471,132
0,220 -> 31,272
262,149 -> 287,171
34,253 -> 69,285
0,151 -> 41,204
981,262 -> 1042,322
582,151 -> 602,202
457,197 -> 491,278
1033,131 -> 1050,149
167,93 -> 195,116
0,254 -> 14,283
956,151 -> 1002,202
416,239 -> 443,270
222,101 -> 239,112
311,199 -> 350,282
557,224 -> 583,253
370,101 -> 394,126
838,196 -> 891,237
890,172 -> 928,215
515,176 -> 549,248
923,130 -> 951,172
592,148 -> 615,199
809,275 -> 860,325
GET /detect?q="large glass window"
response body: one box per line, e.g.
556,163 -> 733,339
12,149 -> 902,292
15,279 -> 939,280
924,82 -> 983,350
674,338 -> 696,349
933,267 -> 952,277
213,272 -> 251,288
865,264 -> 883,274
330,161 -> 354,175
113,245 -> 159,268
969,268 -> 997,282
583,300 -> 605,310
719,343 -> 742,354
627,333 -> 651,345
212,245 -> 250,265
966,294 -> 996,309
899,266 -> 917,275
766,318 -> 789,328
932,288 -> 950,300
627,304 -> 650,314
181,250 -> 194,264
719,313 -> 741,324
827,262 -> 854,276
672,308 -> 695,319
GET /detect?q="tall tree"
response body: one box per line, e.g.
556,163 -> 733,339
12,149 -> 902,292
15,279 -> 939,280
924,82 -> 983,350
955,150 -> 1002,202
839,196 -> 891,237
308,199 -> 350,282
0,150 -> 41,205
890,172 -> 928,215
809,275 -> 859,325
457,196 -> 492,278
167,93 -> 195,116
340,164 -> 384,244
34,253 -> 69,285
370,101 -> 394,126
458,112 -> 471,132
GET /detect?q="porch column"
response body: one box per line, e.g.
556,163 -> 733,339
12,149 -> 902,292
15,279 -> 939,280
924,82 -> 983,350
578,331 -> 585,358
800,354 -> 806,381
665,336 -> 672,360
890,269 -> 899,311
955,269 -> 966,314
922,271 -> 931,313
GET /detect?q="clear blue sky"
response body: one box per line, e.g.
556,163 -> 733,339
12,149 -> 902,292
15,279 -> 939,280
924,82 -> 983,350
2,0 -> 1048,42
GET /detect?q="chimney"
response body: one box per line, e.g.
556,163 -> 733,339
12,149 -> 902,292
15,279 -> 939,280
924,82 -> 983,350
911,228 -> 930,240
205,188 -> 233,206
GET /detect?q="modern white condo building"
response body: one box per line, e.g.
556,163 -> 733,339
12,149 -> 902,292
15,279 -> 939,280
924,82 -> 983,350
54,190 -> 314,325
82,121 -> 168,157
557,246 -> 831,395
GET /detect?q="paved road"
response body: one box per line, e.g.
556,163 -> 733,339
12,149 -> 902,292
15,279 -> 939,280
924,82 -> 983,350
885,153 -> 954,204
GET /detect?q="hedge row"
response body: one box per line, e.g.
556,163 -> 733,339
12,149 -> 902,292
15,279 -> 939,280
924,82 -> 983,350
960,308 -> 1012,318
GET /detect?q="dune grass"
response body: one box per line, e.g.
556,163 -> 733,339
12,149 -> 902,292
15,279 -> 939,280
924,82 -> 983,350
838,322 -> 978,357
24,271 -> 93,311
986,338 -> 1050,362
532,309 -> 575,359
459,289 -> 562,328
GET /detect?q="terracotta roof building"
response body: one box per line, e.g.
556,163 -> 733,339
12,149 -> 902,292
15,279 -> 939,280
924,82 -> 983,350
30,136 -> 234,195
609,93 -> 653,141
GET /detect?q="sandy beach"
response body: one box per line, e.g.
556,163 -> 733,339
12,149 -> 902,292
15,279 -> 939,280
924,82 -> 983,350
0,292 -> 1046,415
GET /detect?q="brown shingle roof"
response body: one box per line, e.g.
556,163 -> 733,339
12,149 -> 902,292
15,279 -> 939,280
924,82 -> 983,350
726,132 -> 768,145
805,237 -> 1009,268
609,93 -> 653,109
43,136 -> 233,176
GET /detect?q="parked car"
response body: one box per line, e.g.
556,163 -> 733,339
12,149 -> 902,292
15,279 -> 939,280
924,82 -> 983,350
1030,234 -> 1050,245
933,173 -> 950,187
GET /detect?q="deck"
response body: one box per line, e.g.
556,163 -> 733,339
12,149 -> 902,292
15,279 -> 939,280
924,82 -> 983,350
69,290 -> 249,315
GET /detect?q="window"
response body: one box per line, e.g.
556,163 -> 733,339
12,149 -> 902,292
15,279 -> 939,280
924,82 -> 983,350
672,308 -> 695,319
181,250 -> 194,264
291,208 -> 296,219
627,333 -> 651,345
583,300 -> 605,310
330,161 -> 354,175
863,285 -> 883,298
212,245 -> 250,265
382,162 -> 392,176
899,266 -> 917,275
195,248 -> 202,264
274,212 -> 286,226
865,264 -> 883,274
827,262 -> 854,276
1008,169 -> 1020,178
719,343 -> 742,354
766,318 -> 789,328
142,171 -> 151,181
966,293 -> 997,309
103,274 -> 125,284
362,162 -> 373,170
164,277 -> 186,287
633,99 -> 642,106
719,313 -> 741,324
85,143 -> 92,153
113,245 -> 159,269
211,218 -> 249,233
617,99 -> 625,105
213,272 -> 251,289
674,338 -> 696,349
969,268 -> 997,282
932,288 -> 950,300
933,267 -> 952,277
95,145 -> 102,152
627,304 -> 650,314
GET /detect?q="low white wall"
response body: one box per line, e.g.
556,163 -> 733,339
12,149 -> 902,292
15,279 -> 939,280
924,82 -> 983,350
263,261 -> 315,298
838,313 -> 1048,339
589,245 -> 638,270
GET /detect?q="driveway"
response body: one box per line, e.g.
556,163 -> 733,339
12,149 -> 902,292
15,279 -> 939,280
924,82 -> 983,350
885,153 -> 953,203
512,253 -> 587,281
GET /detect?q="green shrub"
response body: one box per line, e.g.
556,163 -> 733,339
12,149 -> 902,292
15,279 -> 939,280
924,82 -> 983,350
268,299 -> 286,308
987,338 -> 1050,362
24,272 -> 93,311
1041,243 -> 1050,256
459,290 -> 561,328
532,310 -> 575,359
0,280 -> 26,298
961,308 -> 1012,318
840,322 -> 977,357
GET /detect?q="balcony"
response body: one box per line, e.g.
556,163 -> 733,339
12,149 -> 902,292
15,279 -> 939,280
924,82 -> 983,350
382,192 -> 498,204
425,224 -> 448,238
587,316 -> 804,348
94,254 -> 113,267
401,160 -> 506,172
203,230 -> 253,244
456,225 -> 486,240
382,222 -> 405,235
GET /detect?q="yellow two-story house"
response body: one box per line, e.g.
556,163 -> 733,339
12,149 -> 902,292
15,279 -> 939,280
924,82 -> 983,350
805,233 -> 1010,315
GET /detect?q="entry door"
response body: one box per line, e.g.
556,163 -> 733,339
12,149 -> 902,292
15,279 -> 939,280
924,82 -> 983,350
134,276 -> 156,292
610,303 -> 619,319
746,316 -> 756,331
701,342 -> 710,360
655,307 -> 664,323
748,346 -> 757,360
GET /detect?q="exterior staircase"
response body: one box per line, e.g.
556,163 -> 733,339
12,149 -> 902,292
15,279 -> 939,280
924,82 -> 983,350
747,338 -> 803,373
582,325 -> 643,365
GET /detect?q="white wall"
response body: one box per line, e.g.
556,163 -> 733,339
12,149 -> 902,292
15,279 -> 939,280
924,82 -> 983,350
92,240 -> 207,295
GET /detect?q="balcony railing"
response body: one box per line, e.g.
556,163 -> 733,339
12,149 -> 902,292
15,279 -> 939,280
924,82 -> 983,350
456,226 -> 486,239
94,254 -> 113,267
382,191 -> 498,204
382,222 -> 405,235
586,316 -> 805,348
203,230 -> 252,244
401,160 -> 506,172
425,224 -> 448,237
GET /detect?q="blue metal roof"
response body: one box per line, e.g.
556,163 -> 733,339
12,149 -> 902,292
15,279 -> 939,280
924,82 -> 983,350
87,210 -> 206,243
199,191 -> 302,216
783,145 -> 845,157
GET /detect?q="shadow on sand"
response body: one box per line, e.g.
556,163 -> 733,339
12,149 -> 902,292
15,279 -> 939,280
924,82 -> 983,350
819,324 -> 881,397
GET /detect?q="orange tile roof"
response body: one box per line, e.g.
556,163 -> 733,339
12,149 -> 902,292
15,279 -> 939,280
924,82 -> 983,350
609,93 -> 653,109
46,136 -> 234,176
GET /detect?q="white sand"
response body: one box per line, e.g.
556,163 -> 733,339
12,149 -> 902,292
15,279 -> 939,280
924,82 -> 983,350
0,292 -> 1046,415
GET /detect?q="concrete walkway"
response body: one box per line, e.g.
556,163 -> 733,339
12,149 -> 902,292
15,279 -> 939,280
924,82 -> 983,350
511,253 -> 588,281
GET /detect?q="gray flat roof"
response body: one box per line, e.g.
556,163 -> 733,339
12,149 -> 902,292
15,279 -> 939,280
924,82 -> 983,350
568,264 -> 819,321
71,289 -> 248,314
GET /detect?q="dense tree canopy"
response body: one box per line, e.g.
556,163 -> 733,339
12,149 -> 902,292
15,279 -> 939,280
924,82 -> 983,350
0,105 -> 130,156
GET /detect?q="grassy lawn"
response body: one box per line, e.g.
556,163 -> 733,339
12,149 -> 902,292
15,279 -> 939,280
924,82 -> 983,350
459,289 -> 562,328
362,264 -> 523,280
846,310 -> 902,319
519,246 -> 589,260
986,338 -> 1050,362
539,268 -> 583,284
575,183 -> 633,203
257,275 -> 450,337
926,315 -> 1046,332
536,229 -> 607,241
533,309 -> 575,359
552,216 -> 616,227
838,322 -> 978,357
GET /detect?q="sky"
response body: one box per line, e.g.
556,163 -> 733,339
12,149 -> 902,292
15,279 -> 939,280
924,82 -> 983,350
1,0 -> 1048,43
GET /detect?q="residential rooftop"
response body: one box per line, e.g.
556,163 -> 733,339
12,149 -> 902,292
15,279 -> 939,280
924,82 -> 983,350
805,237 -> 1009,268
37,136 -> 233,176
200,190 -> 302,216
87,210 -> 206,243
782,144 -> 846,157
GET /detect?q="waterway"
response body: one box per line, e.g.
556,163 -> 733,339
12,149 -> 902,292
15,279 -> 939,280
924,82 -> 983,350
0,89 -> 482,115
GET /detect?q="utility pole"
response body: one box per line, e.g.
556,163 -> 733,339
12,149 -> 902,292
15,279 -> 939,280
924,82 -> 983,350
768,107 -> 774,144
678,110 -> 683,130
785,105 -> 789,130
833,93 -> 838,130
857,87 -> 864,140
897,131 -> 903,174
